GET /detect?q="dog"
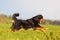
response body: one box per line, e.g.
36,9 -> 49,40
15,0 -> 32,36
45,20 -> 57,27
10,13 -> 47,32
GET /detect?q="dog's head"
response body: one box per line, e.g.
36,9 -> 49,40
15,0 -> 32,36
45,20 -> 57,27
32,15 -> 44,24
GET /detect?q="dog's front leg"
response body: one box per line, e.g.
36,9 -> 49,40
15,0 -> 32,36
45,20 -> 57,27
36,25 -> 48,32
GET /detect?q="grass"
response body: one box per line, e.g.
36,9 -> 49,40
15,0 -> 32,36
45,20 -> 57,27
0,24 -> 60,40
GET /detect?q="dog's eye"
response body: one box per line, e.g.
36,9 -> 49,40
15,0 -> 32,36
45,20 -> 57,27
38,18 -> 40,19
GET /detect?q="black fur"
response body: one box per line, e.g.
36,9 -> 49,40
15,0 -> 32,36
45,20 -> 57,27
10,13 -> 43,32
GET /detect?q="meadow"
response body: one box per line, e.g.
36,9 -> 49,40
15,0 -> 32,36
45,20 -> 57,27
0,24 -> 60,40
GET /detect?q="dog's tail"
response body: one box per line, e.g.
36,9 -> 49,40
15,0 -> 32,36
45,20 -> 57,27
12,13 -> 19,22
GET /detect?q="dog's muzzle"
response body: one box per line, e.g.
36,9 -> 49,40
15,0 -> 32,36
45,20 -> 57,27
39,19 -> 44,23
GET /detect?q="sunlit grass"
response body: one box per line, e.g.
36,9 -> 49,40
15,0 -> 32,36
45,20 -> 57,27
0,24 -> 60,40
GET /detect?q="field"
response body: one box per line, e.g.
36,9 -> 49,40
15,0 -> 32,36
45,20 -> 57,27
0,24 -> 60,40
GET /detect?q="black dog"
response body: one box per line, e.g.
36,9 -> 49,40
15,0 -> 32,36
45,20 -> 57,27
10,13 -> 45,32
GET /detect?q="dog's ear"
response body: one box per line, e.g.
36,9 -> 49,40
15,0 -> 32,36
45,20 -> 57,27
34,17 -> 38,21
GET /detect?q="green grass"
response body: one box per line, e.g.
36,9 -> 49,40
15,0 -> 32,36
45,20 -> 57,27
0,24 -> 60,40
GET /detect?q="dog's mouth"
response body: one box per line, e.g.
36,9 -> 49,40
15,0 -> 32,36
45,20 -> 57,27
39,19 -> 44,23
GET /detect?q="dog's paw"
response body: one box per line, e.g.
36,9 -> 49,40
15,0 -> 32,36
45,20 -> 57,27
40,28 -> 48,32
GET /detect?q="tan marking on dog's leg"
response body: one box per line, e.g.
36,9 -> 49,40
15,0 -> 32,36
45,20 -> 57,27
11,20 -> 15,23
36,27 -> 47,32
